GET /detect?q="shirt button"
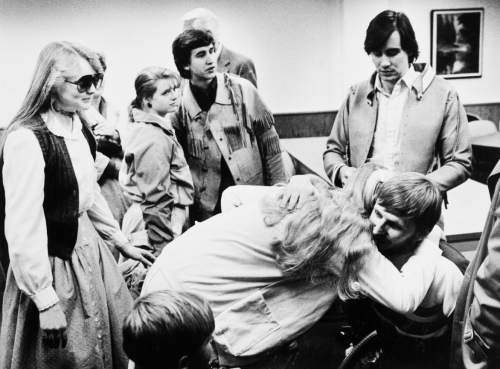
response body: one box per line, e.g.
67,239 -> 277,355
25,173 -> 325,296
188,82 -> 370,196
236,178 -> 240,182
219,138 -> 223,141
228,156 -> 232,161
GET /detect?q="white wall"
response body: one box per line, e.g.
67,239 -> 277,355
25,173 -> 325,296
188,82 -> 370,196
0,0 -> 340,126
0,0 -> 498,127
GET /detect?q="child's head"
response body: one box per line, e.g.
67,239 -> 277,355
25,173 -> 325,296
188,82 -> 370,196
123,290 -> 216,369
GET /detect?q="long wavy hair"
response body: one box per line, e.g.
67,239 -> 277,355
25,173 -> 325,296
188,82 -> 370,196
265,179 -> 375,298
7,41 -> 103,132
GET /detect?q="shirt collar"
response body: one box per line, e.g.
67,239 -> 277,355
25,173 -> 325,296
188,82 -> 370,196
401,65 -> 419,89
41,109 -> 83,139
131,108 -> 173,133
375,65 -> 419,94
182,73 -> 232,120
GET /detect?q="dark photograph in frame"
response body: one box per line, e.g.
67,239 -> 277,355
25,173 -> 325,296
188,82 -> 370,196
431,8 -> 484,79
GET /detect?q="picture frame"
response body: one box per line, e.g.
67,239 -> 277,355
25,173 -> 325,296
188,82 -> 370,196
430,8 -> 484,79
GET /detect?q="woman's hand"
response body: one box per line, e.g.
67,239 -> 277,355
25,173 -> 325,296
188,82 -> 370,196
80,107 -> 119,139
280,175 -> 318,210
39,302 -> 67,348
117,243 -> 156,267
93,122 -> 119,139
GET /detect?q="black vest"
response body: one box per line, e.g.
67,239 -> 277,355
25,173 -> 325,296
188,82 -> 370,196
0,115 -> 96,269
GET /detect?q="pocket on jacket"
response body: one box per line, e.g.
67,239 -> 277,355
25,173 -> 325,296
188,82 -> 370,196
214,290 -> 281,357
224,125 -> 245,152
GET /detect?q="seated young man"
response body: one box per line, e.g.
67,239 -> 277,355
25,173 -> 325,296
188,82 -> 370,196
123,290 -> 218,369
347,173 -> 466,369
141,170 -> 462,369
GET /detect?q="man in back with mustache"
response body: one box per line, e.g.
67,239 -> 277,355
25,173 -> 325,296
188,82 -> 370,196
323,9 -> 472,195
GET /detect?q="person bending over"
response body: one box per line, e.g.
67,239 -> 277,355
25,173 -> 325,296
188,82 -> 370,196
141,170 -> 458,369
220,168 -> 464,369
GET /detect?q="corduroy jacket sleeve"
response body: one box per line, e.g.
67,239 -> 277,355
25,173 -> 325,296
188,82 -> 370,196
323,88 -> 352,186
426,90 -> 472,192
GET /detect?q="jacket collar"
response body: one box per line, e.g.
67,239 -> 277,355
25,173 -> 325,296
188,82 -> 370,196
182,73 -> 232,120
131,108 -> 173,133
367,63 -> 436,103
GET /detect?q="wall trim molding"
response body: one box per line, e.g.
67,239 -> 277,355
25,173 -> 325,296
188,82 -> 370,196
274,102 -> 500,138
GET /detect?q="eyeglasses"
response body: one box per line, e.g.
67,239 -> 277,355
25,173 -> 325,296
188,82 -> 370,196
65,73 -> 104,93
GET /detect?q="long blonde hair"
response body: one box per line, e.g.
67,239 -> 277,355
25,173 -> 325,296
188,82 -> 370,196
266,180 -> 374,297
8,41 -> 103,131
343,163 -> 394,216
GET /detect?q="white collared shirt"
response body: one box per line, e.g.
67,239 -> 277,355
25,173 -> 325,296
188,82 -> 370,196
3,110 -> 127,310
370,66 -> 419,170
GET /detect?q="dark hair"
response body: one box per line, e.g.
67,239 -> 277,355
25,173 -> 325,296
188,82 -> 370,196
172,29 -> 214,79
374,173 -> 442,240
364,10 -> 419,63
129,66 -> 180,119
123,290 -> 215,369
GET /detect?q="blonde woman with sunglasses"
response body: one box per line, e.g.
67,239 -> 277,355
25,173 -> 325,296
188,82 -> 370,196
0,41 -> 154,369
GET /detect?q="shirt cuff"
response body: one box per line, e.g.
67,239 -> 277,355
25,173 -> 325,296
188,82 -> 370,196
128,230 -> 149,247
112,230 -> 129,248
31,286 -> 59,311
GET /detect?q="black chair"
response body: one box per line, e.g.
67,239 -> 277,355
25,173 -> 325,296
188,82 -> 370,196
467,113 -> 481,122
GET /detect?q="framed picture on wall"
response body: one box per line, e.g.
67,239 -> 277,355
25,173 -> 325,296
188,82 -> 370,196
431,8 -> 484,79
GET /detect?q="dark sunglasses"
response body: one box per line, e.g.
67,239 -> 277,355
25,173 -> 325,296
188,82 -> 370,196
65,73 -> 104,92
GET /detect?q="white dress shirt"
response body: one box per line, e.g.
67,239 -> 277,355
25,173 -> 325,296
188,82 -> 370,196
370,66 -> 419,170
2,110 -> 127,310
